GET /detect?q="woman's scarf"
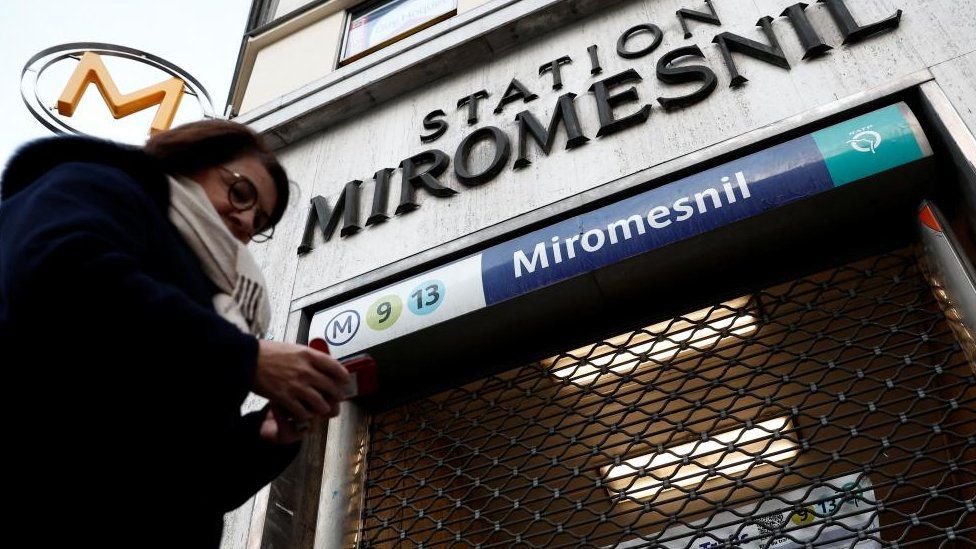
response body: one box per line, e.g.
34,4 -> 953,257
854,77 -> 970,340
166,174 -> 271,337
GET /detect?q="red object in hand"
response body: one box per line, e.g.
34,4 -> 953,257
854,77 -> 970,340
308,338 -> 330,354
309,338 -> 378,398
339,354 -> 378,397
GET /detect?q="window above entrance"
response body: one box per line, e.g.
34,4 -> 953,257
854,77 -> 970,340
340,0 -> 458,66
229,0 -> 490,116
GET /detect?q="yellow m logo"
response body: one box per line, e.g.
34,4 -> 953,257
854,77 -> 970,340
57,52 -> 185,135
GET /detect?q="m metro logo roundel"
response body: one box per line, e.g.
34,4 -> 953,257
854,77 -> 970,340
21,42 -> 215,137
324,310 -> 361,346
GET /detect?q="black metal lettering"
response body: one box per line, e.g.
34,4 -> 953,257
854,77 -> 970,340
366,167 -> 394,226
396,150 -> 455,214
587,44 -> 603,75
457,90 -> 489,125
454,126 -> 511,186
514,92 -> 589,169
297,180 -> 362,255
588,69 -> 652,138
616,24 -> 664,59
818,0 -> 902,45
712,16 -> 790,87
494,79 -> 538,114
676,0 -> 721,39
420,109 -> 448,143
655,45 -> 718,110
781,3 -> 832,59
538,56 -> 572,90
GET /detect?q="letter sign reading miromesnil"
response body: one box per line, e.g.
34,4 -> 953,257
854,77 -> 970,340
298,0 -> 904,255
21,42 -> 215,137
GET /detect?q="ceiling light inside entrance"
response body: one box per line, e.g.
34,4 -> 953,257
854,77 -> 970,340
545,298 -> 758,385
602,415 -> 799,501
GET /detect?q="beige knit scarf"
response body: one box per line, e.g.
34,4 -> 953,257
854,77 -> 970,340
166,174 -> 271,337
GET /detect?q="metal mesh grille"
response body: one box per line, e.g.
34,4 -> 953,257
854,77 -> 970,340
359,249 -> 976,548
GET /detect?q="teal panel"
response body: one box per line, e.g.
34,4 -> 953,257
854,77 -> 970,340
812,104 -> 926,187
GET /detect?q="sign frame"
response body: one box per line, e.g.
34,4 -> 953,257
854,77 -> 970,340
309,103 -> 932,359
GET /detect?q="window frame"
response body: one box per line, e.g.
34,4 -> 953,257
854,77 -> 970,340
337,0 -> 458,67
245,0 -> 282,32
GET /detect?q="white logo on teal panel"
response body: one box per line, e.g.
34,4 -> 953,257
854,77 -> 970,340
847,128 -> 882,154
812,104 -> 925,187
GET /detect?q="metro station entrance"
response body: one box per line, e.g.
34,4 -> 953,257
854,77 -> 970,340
358,246 -> 976,548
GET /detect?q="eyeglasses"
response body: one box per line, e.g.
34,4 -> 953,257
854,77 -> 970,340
218,167 -> 275,242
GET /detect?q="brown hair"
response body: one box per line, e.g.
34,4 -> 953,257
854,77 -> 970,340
144,119 -> 289,229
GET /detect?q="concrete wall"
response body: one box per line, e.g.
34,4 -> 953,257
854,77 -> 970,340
265,0 -> 975,305
458,0 -> 492,11
223,1 -> 976,547
931,50 -> 976,137
241,10 -> 345,113
240,0 -> 494,115
275,0 -> 315,18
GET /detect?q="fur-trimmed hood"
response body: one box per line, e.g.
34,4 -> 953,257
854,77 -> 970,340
0,135 -> 170,208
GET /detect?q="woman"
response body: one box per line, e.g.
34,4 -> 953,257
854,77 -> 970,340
0,120 -> 349,546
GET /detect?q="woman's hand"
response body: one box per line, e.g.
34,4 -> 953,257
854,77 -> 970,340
259,404 -> 307,445
253,339 -> 351,422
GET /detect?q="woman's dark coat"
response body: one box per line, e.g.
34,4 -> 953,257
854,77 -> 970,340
0,136 -> 299,546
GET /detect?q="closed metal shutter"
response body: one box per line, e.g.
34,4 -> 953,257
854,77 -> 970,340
358,248 -> 976,548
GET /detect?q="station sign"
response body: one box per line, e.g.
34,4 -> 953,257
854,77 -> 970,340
310,103 -> 931,357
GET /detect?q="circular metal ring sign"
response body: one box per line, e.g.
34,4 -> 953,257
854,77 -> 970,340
21,42 -> 215,136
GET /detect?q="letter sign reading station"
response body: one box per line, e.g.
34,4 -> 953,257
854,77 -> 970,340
310,103 -> 931,357
298,0 -> 904,254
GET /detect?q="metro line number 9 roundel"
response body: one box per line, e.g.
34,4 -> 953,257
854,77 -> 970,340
367,294 -> 403,330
